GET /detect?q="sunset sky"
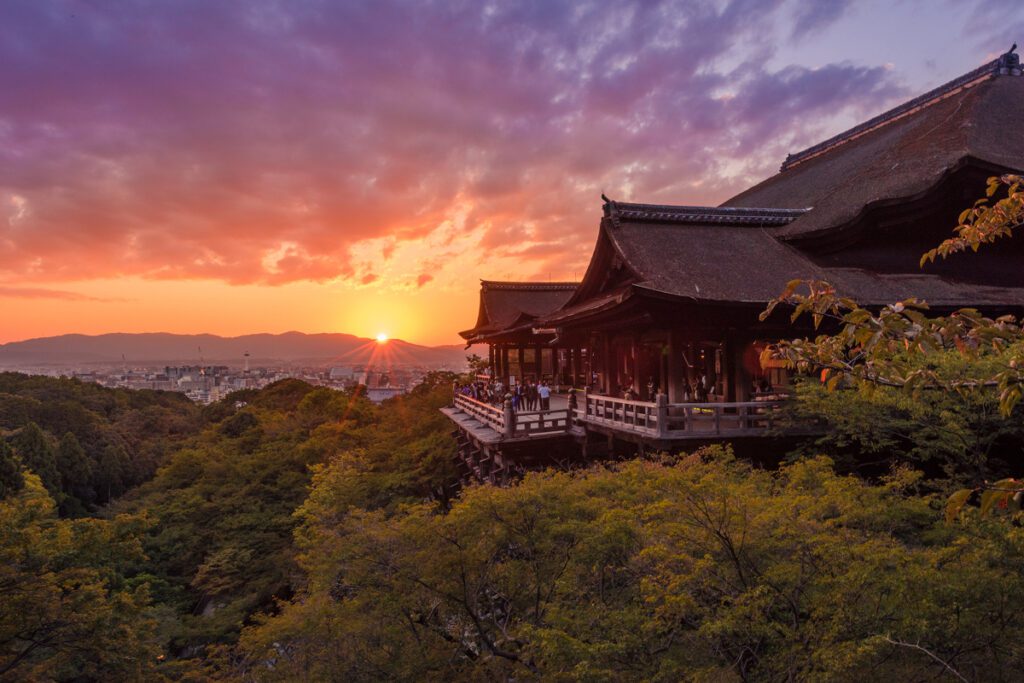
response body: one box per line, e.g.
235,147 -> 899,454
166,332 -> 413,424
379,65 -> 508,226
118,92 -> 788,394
2,0 -> 1021,346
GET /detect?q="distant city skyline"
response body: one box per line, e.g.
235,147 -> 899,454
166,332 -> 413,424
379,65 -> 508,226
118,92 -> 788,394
2,1 -> 1021,345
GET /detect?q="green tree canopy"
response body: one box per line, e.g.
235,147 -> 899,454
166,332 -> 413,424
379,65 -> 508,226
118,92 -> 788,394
0,474 -> 159,680
10,421 -> 60,497
0,440 -> 23,500
237,450 -> 1024,681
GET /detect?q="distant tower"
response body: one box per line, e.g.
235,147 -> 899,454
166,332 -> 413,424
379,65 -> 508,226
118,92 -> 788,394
198,346 -> 205,376
244,351 -> 250,373
122,353 -> 127,378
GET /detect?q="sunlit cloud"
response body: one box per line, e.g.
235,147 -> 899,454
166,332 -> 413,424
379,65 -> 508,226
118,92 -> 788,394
0,0 -> 915,290
0,0 -> 1008,345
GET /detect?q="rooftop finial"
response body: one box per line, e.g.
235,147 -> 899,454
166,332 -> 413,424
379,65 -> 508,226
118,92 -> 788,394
998,43 -> 1021,75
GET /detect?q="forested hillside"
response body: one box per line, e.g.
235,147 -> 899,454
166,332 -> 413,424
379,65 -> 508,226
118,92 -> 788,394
2,365 -> 1024,680
0,372 -> 459,680
0,373 -> 200,515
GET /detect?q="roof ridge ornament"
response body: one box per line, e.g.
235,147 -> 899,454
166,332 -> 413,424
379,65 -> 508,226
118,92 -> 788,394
997,43 -> 1021,76
602,193 -> 623,227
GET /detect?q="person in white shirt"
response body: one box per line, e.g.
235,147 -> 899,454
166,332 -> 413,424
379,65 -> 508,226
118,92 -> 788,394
538,382 -> 551,411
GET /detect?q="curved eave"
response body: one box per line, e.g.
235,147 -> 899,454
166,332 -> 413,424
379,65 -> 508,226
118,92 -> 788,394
778,155 -> 1024,245
561,218 -> 644,308
540,287 -> 637,328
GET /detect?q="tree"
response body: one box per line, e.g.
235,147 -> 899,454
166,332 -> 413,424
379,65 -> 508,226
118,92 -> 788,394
0,474 -> 160,680
56,431 -> 95,515
237,451 -> 1024,681
0,440 -> 23,499
10,422 -> 60,497
780,353 -> 1024,485
415,370 -> 459,395
95,444 -> 130,503
466,353 -> 489,376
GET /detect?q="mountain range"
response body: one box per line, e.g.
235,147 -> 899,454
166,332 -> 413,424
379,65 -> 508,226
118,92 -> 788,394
0,332 -> 469,368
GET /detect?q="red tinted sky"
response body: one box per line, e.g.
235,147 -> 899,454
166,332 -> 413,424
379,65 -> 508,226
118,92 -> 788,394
1,1 -> 1021,345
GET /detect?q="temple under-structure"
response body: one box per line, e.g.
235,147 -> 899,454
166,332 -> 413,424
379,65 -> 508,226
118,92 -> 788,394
443,46 -> 1024,484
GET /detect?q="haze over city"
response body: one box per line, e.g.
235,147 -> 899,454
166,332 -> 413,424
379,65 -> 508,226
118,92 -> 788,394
2,0 -> 1021,345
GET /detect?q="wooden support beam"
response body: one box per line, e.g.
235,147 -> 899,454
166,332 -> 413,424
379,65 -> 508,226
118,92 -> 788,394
630,335 -> 641,395
667,329 -> 682,402
602,335 -> 613,394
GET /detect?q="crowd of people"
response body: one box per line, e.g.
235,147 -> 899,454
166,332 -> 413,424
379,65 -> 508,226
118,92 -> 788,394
454,377 -> 554,411
454,373 -> 782,408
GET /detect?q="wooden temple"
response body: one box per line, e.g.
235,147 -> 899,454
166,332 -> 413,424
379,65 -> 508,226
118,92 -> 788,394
444,46 -> 1024,484
459,281 -> 583,387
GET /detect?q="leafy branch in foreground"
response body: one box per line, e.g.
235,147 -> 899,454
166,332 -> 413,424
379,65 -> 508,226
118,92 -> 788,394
921,174 -> 1024,265
760,175 -> 1024,520
759,281 -> 1024,414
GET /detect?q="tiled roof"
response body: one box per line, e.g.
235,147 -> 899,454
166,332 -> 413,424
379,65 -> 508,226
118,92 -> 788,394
781,47 -> 1019,171
460,281 -> 578,341
725,45 -> 1024,239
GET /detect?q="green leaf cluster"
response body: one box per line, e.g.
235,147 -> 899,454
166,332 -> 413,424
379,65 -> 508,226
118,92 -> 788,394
236,450 -> 1024,682
0,473 -> 161,681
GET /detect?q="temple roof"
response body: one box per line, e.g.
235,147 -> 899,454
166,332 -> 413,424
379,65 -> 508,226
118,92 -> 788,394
542,197 -> 1024,325
724,46 -> 1024,240
602,202 -> 824,303
460,281 -> 577,342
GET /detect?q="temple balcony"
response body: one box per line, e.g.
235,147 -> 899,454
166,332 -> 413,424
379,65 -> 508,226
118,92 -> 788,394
577,391 -> 786,441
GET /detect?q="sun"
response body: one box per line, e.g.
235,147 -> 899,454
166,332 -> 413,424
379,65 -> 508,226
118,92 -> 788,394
375,332 -> 389,343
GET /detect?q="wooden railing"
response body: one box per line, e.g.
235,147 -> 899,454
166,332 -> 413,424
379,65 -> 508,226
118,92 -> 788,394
453,394 -> 505,432
454,391 -> 785,440
662,401 -> 783,435
510,408 -> 571,437
453,393 -> 571,439
579,394 -> 659,432
576,392 -> 785,438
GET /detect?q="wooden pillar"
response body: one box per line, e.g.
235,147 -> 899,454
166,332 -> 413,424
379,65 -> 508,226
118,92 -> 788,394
569,347 -> 578,387
517,346 -> 525,384
602,335 -> 613,394
655,393 -> 669,438
488,345 -> 495,377
503,397 -> 515,439
630,335 -> 641,395
534,343 -> 543,379
501,347 -> 510,384
552,347 -> 561,384
729,335 -> 750,403
667,330 -> 681,402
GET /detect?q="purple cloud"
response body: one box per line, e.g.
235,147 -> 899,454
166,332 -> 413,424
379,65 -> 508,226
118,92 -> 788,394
0,0 -> 912,285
